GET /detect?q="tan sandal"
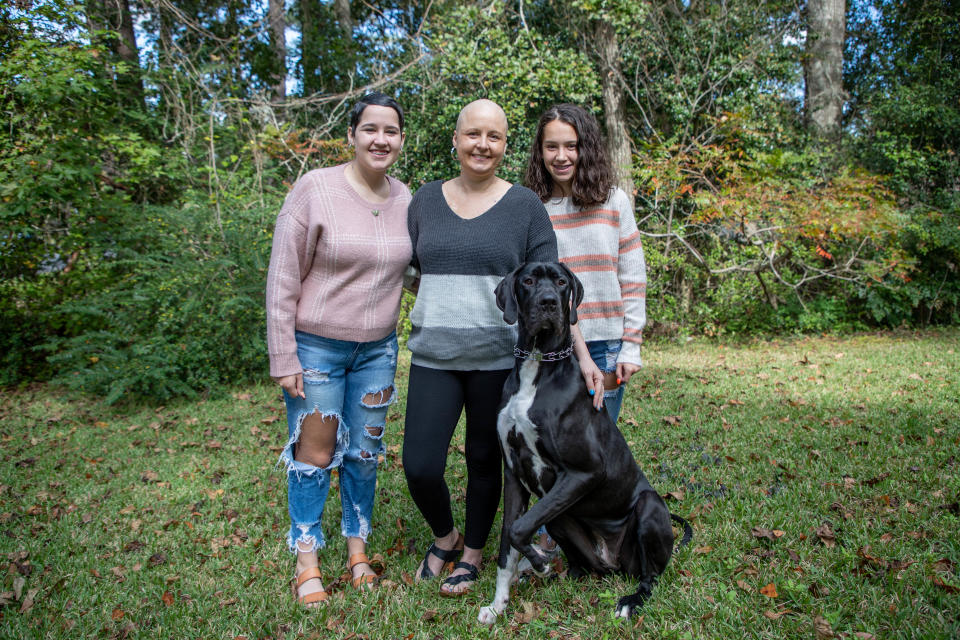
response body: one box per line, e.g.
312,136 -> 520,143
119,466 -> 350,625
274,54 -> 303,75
292,566 -> 328,606
348,553 -> 377,590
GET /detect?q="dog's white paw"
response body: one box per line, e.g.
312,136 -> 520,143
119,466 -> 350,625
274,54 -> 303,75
615,604 -> 632,619
478,606 -> 499,625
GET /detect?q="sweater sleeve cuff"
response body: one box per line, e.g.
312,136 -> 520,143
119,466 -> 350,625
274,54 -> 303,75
269,352 -> 303,379
617,340 -> 643,367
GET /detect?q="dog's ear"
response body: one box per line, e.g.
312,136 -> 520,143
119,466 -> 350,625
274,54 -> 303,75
558,262 -> 584,324
495,265 -> 522,325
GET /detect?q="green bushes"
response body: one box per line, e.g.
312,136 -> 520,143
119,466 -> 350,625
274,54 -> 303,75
4,202 -> 275,403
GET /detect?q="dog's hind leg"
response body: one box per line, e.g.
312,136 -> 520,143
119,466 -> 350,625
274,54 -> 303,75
616,577 -> 657,618
616,491 -> 674,618
546,515 -> 609,578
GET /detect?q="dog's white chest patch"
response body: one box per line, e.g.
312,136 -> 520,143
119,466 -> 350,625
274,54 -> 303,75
497,359 -> 547,494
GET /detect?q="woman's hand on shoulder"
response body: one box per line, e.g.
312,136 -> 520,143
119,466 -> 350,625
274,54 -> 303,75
274,373 -> 305,399
579,358 -> 605,411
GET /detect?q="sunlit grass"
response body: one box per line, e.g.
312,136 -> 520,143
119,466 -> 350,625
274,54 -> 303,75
1,329 -> 958,639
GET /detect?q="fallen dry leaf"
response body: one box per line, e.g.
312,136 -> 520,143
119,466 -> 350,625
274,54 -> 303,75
19,588 -> 38,614
760,583 -> 778,598
752,527 -> 785,541
122,540 -> 144,553
929,576 -> 960,594
763,609 -> 793,620
814,614 -> 835,639
815,523 -> 836,548
421,609 -> 438,621
161,590 -> 175,606
111,607 -> 125,621
518,601 -> 539,623
932,557 -> 954,574
864,472 -> 890,486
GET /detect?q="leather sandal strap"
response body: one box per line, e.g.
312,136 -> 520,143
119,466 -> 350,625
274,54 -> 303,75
442,561 -> 480,586
295,566 -> 322,588
298,589 -> 328,605
417,533 -> 464,580
351,573 -> 377,587
428,533 -> 464,562
348,553 -> 370,570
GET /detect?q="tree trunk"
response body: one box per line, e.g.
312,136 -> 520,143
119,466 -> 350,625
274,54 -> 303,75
268,0 -> 286,101
594,18 -> 635,210
804,0 -> 845,139
333,0 -> 352,39
300,0 -> 320,95
86,0 -> 144,110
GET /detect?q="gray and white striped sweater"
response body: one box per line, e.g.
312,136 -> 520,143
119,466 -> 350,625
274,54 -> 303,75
406,181 -> 558,370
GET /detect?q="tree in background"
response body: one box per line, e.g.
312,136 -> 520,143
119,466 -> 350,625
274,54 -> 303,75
804,0 -> 846,139
845,0 -> 960,324
267,0 -> 286,100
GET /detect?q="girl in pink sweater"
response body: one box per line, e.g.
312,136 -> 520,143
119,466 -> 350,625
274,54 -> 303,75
265,93 -> 412,606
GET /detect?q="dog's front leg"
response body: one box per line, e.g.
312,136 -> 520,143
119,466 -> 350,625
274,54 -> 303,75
479,470 -> 528,625
478,547 -> 520,625
509,470 -> 598,573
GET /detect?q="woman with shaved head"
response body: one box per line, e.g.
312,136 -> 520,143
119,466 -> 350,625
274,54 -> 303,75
401,99 -> 603,596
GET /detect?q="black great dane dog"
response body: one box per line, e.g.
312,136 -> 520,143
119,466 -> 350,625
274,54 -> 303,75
478,262 -> 692,625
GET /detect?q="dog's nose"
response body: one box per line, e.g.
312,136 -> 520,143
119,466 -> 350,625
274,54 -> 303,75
538,294 -> 558,311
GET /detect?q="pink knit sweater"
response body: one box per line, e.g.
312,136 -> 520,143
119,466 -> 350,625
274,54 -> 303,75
266,164 -> 412,378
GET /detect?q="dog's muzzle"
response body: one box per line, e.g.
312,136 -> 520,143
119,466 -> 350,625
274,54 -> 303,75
524,289 -> 566,334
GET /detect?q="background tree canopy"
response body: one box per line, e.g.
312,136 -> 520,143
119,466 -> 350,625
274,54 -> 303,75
1,0 -> 958,401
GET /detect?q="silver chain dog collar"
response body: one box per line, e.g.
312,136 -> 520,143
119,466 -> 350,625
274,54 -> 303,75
513,344 -> 574,362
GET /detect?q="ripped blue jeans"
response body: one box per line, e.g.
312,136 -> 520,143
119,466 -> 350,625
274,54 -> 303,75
587,339 -> 624,424
280,330 -> 398,553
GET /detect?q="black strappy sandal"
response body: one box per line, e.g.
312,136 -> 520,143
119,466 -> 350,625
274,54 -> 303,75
439,561 -> 480,597
415,533 -> 464,581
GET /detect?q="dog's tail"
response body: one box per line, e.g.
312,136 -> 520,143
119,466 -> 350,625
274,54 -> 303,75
669,513 -> 693,552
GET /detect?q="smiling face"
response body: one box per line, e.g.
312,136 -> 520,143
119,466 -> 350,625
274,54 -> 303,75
348,104 -> 404,175
541,119 -> 579,196
453,100 -> 508,180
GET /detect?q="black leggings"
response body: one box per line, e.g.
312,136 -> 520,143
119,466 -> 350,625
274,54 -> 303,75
402,365 -> 510,550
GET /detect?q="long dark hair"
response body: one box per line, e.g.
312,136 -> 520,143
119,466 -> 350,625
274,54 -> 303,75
349,92 -> 405,132
524,104 -> 613,209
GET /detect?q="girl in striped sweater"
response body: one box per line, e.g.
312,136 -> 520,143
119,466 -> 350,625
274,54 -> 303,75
525,103 -> 648,424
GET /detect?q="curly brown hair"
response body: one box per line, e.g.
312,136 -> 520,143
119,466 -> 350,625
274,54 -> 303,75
524,104 -> 613,209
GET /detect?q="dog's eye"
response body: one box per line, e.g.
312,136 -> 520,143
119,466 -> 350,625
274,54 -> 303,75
522,277 -> 534,286
557,278 -> 567,286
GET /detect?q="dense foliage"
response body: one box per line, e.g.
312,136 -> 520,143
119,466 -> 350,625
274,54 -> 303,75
1,0 -> 957,401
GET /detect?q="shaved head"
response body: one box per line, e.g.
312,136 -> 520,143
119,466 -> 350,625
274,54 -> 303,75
456,99 -> 508,135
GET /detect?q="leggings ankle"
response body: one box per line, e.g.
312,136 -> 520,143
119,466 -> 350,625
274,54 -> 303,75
402,364 -> 510,550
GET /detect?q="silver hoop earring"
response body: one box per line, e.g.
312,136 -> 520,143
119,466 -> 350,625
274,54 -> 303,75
450,146 -> 457,157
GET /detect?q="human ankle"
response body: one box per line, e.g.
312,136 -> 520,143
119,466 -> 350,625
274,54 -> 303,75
296,549 -> 318,572
437,529 -> 459,549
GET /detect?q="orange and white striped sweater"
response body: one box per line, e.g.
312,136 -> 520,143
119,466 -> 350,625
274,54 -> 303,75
545,187 -> 647,366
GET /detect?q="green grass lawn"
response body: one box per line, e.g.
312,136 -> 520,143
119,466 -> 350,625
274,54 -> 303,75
2,329 -> 959,639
